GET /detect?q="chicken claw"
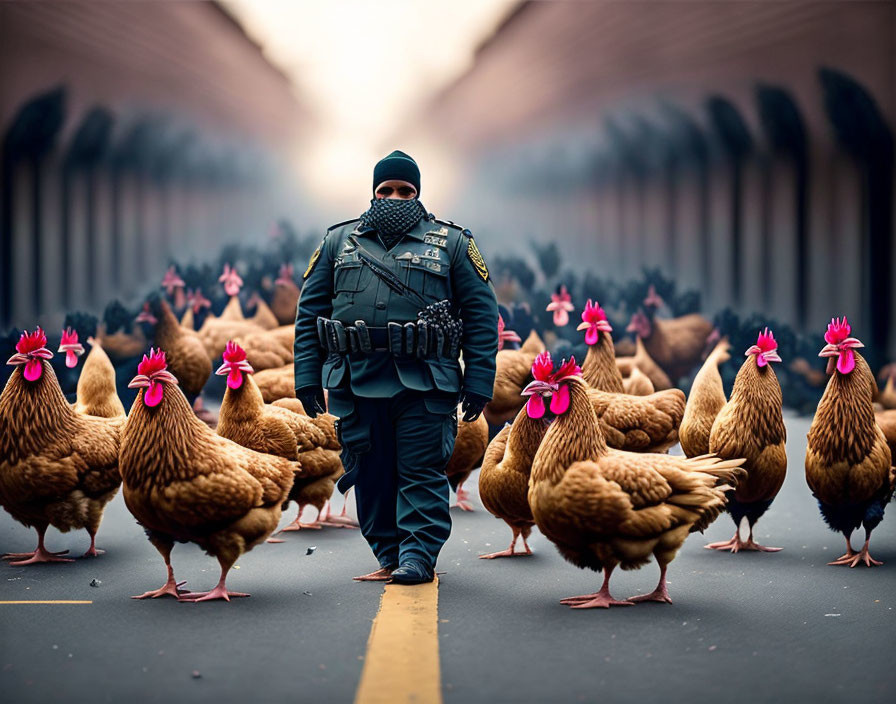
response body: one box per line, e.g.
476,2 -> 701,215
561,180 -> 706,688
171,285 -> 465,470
452,485 -> 475,512
179,585 -> 250,602
704,532 -> 781,553
4,547 -> 74,566
628,567 -> 673,604
562,569 -> 632,609
828,540 -> 882,567
132,580 -> 188,600
479,531 -> 532,559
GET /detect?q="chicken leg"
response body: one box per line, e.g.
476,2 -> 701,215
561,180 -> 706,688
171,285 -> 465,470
319,500 -> 359,528
83,530 -> 104,558
705,525 -> 781,553
180,556 -> 248,602
2,526 -> 74,566
479,526 -> 532,559
453,482 -> 474,512
561,565 -> 633,609
628,564 -> 673,604
133,540 -> 188,599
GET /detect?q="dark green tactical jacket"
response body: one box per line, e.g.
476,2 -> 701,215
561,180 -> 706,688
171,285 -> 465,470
294,213 -> 498,399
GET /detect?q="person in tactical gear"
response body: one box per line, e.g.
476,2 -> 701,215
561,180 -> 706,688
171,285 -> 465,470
294,150 -> 498,584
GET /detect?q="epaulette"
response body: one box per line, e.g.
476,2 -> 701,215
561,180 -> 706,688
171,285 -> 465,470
432,217 -> 466,232
326,217 -> 362,233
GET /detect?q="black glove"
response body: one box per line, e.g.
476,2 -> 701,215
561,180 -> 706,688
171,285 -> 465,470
460,391 -> 489,423
296,385 -> 327,419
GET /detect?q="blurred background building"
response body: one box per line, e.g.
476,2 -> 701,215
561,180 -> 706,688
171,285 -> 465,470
1,0 -> 894,359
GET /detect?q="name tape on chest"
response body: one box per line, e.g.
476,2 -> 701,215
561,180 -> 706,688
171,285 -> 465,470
466,237 -> 489,282
423,234 -> 447,247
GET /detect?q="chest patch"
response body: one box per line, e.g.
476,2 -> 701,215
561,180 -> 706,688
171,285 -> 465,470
424,234 -> 447,247
466,237 -> 489,282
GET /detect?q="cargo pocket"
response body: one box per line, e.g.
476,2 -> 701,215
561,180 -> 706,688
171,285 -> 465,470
399,260 -> 451,300
424,394 -> 458,467
329,392 -> 371,493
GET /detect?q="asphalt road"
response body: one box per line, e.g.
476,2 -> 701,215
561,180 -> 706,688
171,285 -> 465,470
2,411 -> 895,704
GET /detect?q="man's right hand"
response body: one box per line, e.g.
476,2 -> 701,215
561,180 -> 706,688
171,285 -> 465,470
296,385 -> 327,418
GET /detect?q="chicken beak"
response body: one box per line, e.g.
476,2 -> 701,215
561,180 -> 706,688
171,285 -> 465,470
818,344 -> 839,358
521,380 -> 550,397
575,322 -> 589,331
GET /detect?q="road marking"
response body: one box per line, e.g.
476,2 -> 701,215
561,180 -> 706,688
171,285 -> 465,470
0,600 -> 93,605
355,577 -> 441,704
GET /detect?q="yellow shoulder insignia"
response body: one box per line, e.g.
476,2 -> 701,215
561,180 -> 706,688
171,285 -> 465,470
467,237 -> 489,282
303,242 -> 323,279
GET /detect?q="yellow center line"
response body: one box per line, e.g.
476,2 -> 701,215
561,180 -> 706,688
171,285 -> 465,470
355,577 -> 442,704
0,600 -> 93,604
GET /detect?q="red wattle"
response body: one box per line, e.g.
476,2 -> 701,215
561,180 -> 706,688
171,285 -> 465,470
144,381 -> 164,407
66,350 -> 78,368
549,385 -> 570,415
756,354 -> 768,368
585,326 -> 599,346
837,349 -> 855,375
24,359 -> 42,381
526,394 -> 545,419
227,368 -> 243,389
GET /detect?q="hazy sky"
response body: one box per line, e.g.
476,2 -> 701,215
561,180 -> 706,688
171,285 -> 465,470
226,0 -> 515,211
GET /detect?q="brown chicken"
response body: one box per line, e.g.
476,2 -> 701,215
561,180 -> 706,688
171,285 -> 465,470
137,296 -> 211,407
578,299 -> 624,393
626,287 -> 716,382
230,326 -> 293,372
878,372 -> 896,410
217,263 -> 245,321
615,337 -> 673,391
73,338 -> 126,418
705,330 -> 787,552
120,348 -> 295,601
679,337 -> 731,457
255,364 -> 295,404
623,367 -> 654,396
0,328 -> 122,564
213,342 -> 346,533
478,401 -> 549,558
96,320 -> 147,364
271,264 -> 301,326
527,355 -> 744,608
270,396 -> 354,528
180,289 -> 211,331
246,292 -> 280,330
484,330 -> 546,426
876,409 -> 896,460
806,318 -> 893,567
445,412 -> 489,511
587,387 -> 685,454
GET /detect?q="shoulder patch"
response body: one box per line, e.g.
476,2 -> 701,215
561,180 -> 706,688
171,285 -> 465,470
303,239 -> 325,279
466,237 -> 489,282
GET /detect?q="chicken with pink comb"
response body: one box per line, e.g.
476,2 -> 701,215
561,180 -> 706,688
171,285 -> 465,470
703,328 -> 787,553
546,284 -> 574,327
806,318 -> 893,567
578,299 -> 625,393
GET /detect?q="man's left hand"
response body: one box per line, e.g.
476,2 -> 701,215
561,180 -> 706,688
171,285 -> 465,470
460,391 -> 490,423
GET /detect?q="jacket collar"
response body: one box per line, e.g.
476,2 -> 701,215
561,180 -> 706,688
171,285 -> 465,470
353,212 -> 437,242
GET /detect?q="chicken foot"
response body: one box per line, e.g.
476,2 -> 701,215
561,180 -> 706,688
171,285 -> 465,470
83,530 -> 104,558
319,500 -> 359,528
828,533 -> 882,568
561,566 -> 633,609
3,527 -> 74,566
180,562 -> 249,602
628,564 -> 673,604
133,543 -> 188,599
479,527 -> 532,559
452,483 -> 474,512
704,528 -> 781,553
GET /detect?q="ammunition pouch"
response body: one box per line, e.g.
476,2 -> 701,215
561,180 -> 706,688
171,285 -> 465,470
316,317 -> 455,359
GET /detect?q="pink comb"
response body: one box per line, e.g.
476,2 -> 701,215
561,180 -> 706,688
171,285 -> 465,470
215,340 -> 255,389
577,299 -> 612,345
546,285 -> 575,327
745,327 -> 782,367
219,264 -> 244,297
819,317 -> 863,375
129,348 -> 179,408
58,327 -> 85,368
160,266 -> 185,295
644,285 -> 663,309
531,351 -> 554,382
7,327 -> 53,381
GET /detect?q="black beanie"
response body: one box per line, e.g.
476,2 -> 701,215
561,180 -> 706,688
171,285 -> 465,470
373,150 -> 421,195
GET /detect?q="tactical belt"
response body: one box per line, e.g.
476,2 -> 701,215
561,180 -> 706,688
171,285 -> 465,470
317,317 -> 456,359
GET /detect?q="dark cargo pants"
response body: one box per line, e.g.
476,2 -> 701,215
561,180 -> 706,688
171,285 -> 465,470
329,388 -> 458,570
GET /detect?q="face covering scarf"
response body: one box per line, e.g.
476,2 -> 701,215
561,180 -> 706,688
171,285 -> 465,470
361,197 -> 427,249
